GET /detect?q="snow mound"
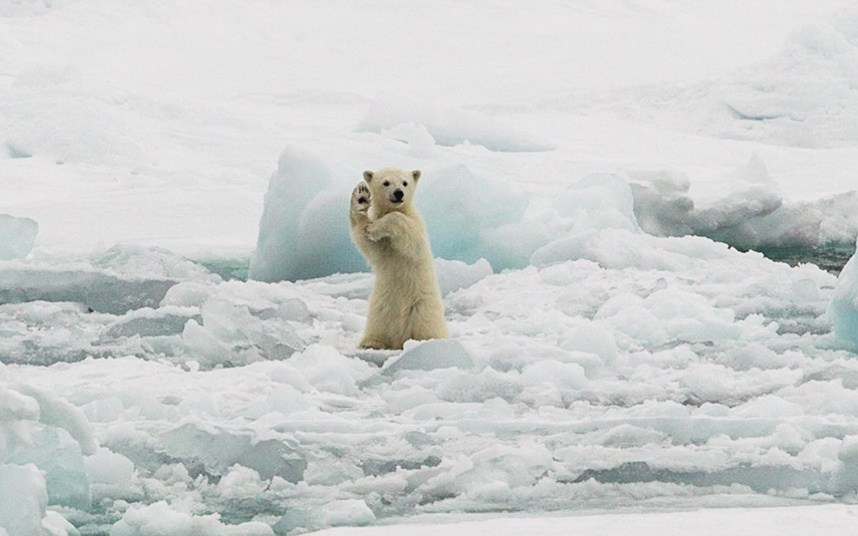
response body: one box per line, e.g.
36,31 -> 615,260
630,157 -> 858,250
644,7 -> 858,148
357,94 -> 554,152
0,214 -> 37,260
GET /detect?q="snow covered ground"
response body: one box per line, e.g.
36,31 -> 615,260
3,1 -> 858,535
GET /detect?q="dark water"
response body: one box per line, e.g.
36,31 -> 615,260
756,244 -> 855,276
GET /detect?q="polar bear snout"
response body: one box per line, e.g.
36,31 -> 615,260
391,189 -> 405,203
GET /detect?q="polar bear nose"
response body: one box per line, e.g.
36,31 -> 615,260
392,189 -> 404,202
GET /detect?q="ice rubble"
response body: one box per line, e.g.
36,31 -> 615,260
3,149 -> 856,536
3,227 -> 858,534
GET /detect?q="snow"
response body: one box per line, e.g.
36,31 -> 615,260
2,0 -> 858,535
311,504 -> 858,536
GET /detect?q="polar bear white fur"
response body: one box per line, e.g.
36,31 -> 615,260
349,168 -> 448,350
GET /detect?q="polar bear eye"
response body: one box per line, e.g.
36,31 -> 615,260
383,180 -> 390,187
402,181 -> 408,187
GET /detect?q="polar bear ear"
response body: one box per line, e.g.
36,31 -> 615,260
363,171 -> 374,183
411,170 -> 421,182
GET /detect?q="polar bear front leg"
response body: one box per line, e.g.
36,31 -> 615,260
349,182 -> 371,227
365,212 -> 415,252
350,182 -> 378,259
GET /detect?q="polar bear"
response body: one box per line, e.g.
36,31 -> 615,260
349,168 -> 448,350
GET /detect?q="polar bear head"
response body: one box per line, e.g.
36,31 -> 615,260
363,168 -> 421,215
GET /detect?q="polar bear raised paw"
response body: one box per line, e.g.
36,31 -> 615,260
351,182 -> 371,213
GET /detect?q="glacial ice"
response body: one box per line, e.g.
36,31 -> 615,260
830,239 -> 858,350
0,214 -> 37,261
248,145 -> 534,281
249,143 -> 857,285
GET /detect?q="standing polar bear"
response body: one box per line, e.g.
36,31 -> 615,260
349,168 -> 448,350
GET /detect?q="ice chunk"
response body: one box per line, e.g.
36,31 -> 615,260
249,146 -> 538,281
0,464 -> 50,536
110,501 -> 274,536
272,499 -> 374,533
249,146 -> 364,282
181,294 -> 304,368
434,258 -> 492,295
553,173 -> 639,234
420,165 -> 529,267
357,94 -> 553,152
5,426 -> 90,509
0,383 -> 39,420
1,382 -> 92,511
0,214 -> 37,260
627,157 -> 820,253
91,244 -> 219,282
0,267 -> 176,315
0,245 -> 218,317
380,122 -> 437,158
560,322 -> 619,368
289,344 -> 376,395
159,422 -> 306,482
16,384 -> 96,455
83,448 -> 140,502
829,239 -> 858,351
383,339 -> 473,375
103,307 -> 199,339
520,360 -> 588,390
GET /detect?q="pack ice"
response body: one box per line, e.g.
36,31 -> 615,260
3,1 -> 858,536
4,191 -> 858,535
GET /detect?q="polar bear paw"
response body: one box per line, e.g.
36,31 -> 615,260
351,182 -> 371,215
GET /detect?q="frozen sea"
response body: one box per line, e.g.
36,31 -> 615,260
3,1 -> 858,535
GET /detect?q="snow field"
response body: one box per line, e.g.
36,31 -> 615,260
311,504 -> 858,536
